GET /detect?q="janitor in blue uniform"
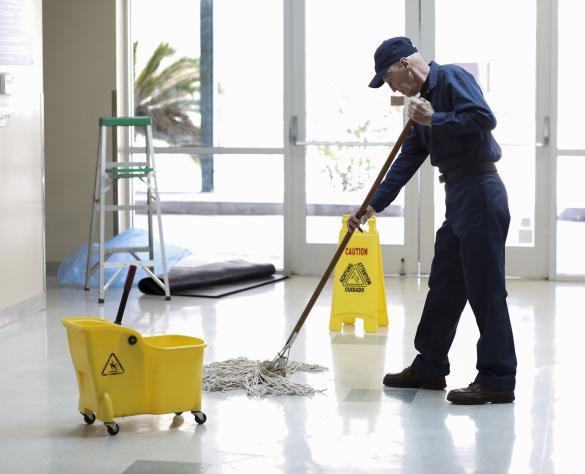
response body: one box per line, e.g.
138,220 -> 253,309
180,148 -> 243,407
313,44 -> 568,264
348,37 -> 517,404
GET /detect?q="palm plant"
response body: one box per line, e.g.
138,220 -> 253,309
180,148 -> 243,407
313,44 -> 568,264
134,42 -> 215,191
133,41 -> 201,145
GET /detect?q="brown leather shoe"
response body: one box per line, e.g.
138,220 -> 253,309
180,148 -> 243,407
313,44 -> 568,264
447,382 -> 515,405
383,366 -> 446,390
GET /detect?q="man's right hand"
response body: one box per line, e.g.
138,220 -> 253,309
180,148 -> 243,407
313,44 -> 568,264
347,205 -> 376,232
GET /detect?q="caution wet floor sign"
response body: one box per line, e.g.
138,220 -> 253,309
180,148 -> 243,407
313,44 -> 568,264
330,215 -> 388,333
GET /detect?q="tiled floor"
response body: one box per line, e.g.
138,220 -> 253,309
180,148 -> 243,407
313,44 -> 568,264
1,276 -> 583,473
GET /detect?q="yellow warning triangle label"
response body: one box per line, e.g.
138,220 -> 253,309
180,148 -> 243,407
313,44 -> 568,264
343,265 -> 367,287
340,263 -> 371,288
101,353 -> 124,376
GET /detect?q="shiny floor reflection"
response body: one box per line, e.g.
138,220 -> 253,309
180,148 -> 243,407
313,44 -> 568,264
0,277 -> 582,473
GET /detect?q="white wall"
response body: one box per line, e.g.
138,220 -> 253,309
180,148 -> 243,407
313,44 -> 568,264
0,0 -> 45,312
43,0 -> 117,264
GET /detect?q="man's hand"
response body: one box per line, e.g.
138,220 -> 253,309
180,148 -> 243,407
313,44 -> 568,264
347,205 -> 376,232
408,97 -> 434,126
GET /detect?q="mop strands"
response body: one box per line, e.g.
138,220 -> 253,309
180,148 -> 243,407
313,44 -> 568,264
202,357 -> 328,397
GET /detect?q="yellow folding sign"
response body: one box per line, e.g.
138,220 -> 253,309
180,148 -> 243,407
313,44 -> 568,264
330,215 -> 388,333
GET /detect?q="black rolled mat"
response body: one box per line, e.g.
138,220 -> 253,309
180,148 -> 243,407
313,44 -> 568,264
138,258 -> 288,298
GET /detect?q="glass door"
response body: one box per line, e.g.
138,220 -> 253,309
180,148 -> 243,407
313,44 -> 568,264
288,0 -> 419,275
431,0 -> 550,277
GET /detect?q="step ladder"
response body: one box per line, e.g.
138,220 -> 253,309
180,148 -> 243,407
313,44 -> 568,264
84,116 -> 171,303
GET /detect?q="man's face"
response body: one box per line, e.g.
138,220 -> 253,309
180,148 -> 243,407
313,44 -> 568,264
383,59 -> 417,97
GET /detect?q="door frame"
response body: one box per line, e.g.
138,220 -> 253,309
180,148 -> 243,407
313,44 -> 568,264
286,0 -> 423,276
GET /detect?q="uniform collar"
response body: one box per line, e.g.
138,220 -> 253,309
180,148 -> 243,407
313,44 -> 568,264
420,60 -> 438,99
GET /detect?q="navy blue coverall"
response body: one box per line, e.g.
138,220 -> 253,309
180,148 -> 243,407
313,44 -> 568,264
371,61 -> 517,390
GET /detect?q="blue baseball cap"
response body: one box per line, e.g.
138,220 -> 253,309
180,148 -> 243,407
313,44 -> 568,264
369,37 -> 418,88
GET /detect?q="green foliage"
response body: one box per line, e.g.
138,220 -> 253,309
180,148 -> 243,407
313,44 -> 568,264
133,42 -> 201,145
320,120 -> 376,192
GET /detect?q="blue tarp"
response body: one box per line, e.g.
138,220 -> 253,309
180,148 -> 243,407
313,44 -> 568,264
57,229 -> 192,288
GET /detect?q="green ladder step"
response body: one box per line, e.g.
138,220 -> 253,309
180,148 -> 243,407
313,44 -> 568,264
99,116 -> 152,127
109,166 -> 154,176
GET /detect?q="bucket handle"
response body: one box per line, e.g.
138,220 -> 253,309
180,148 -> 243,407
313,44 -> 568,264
114,265 -> 137,325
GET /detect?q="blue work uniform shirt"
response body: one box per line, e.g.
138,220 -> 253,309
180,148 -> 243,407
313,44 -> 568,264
370,60 -> 502,213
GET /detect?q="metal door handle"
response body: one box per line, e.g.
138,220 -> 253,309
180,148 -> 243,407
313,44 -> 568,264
536,116 -> 549,147
290,115 -> 299,144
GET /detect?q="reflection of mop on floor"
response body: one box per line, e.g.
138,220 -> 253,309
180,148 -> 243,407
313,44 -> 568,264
202,121 -> 413,397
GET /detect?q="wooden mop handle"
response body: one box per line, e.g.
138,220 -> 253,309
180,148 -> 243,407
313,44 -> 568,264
114,264 -> 137,325
291,119 -> 414,335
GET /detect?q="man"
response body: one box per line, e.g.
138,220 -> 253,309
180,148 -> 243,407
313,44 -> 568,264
347,37 -> 517,404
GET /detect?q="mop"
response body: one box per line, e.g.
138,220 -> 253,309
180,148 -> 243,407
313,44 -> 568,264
203,358 -> 327,397
203,120 -> 414,397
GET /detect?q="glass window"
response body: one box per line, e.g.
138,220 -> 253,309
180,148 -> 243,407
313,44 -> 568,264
129,1 -> 284,267
305,0 -> 404,143
306,146 -> 405,245
556,1 -> 585,276
305,0 -> 405,245
132,153 -> 284,268
556,156 -> 585,275
557,0 -> 585,149
130,0 -> 283,148
131,0 -> 201,146
434,0 -> 536,247
213,0 -> 283,147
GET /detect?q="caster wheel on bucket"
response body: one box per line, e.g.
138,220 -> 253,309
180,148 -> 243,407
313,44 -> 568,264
105,422 -> 119,436
82,412 -> 96,425
192,411 -> 207,425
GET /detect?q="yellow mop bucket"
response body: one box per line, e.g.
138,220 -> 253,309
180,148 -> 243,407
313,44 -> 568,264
62,266 -> 207,435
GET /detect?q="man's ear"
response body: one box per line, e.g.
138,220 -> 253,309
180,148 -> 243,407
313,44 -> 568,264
400,57 -> 409,69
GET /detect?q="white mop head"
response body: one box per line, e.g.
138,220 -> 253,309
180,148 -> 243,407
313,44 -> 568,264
202,357 -> 328,397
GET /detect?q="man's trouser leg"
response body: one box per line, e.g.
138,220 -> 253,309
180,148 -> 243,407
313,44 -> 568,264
454,173 -> 517,390
411,222 -> 468,378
